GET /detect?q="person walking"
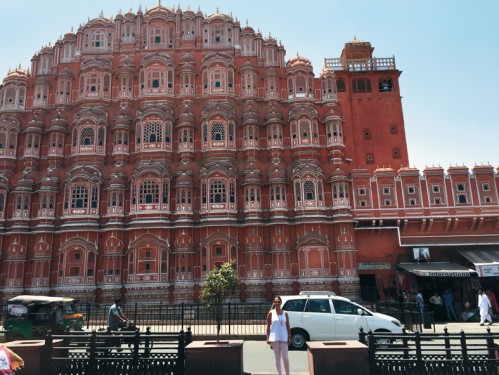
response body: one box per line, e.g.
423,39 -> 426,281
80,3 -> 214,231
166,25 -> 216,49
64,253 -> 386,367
486,289 -> 499,318
441,289 -> 458,321
478,290 -> 493,326
266,296 -> 291,375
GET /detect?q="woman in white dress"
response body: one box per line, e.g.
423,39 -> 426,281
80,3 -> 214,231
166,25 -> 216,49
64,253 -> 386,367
266,296 -> 292,375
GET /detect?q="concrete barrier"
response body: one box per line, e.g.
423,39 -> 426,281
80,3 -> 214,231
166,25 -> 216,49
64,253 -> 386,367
307,340 -> 369,375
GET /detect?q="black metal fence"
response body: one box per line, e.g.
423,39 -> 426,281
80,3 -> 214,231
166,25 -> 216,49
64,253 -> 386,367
29,328 -> 192,375
77,301 -> 271,336
0,300 -> 429,337
360,327 -> 499,375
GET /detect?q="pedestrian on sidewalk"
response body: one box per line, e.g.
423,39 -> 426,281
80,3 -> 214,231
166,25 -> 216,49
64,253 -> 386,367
478,290 -> 493,326
442,289 -> 458,321
266,295 -> 291,375
429,291 -> 444,322
486,289 -> 499,319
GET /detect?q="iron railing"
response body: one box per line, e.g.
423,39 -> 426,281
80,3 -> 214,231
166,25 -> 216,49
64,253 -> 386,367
359,327 -> 499,375
38,328 -> 191,375
0,300 -> 428,337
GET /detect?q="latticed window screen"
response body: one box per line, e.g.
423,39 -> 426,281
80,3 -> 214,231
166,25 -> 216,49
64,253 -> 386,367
110,192 -> 118,206
229,181 -> 235,203
80,128 -> 95,146
98,127 -> 105,146
211,123 -> 225,141
210,180 -> 226,203
304,180 -> 316,200
202,124 -> 208,142
295,182 -> 301,201
143,122 -> 163,143
139,181 -> 160,204
164,124 -> 171,143
71,186 -> 89,208
300,121 -> 310,138
91,186 -> 98,208
41,195 -> 48,209
0,193 -> 5,213
162,182 -> 169,204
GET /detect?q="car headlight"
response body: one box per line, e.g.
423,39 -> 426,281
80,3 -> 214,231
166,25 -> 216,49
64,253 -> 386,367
391,319 -> 402,327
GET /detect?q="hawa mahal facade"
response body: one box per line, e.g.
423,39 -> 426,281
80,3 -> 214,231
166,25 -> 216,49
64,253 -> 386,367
0,4 -> 498,304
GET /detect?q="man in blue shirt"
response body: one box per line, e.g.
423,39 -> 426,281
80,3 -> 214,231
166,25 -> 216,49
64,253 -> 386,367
441,289 -> 458,321
108,298 -> 129,330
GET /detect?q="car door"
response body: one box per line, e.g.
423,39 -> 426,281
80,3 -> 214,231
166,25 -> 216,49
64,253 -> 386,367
302,298 -> 336,341
331,299 -> 368,340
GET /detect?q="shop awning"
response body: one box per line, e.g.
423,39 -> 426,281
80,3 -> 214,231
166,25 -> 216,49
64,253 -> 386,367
459,249 -> 499,277
397,262 -> 477,277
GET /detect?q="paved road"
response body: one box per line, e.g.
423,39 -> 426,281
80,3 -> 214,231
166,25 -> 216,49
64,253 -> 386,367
242,321 -> 499,375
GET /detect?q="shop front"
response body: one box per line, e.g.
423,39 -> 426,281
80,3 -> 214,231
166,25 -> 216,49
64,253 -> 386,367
396,262 -> 479,319
459,249 -> 499,304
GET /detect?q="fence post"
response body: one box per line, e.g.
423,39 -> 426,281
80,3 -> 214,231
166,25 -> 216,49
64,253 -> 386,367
43,330 -> 53,374
89,330 -> 97,374
133,302 -> 138,323
486,326 -> 496,373
177,330 -> 186,375
86,302 -> 91,330
402,329 -> 409,359
228,302 -> 231,335
132,329 -> 140,375
367,330 -> 376,375
144,327 -> 151,358
460,330 -> 469,375
414,331 -> 424,375
186,326 -> 193,345
181,302 -> 185,330
444,327 -> 451,360
358,327 -> 366,345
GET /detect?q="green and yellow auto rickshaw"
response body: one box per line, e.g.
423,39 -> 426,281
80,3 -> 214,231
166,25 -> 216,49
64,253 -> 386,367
4,295 -> 84,341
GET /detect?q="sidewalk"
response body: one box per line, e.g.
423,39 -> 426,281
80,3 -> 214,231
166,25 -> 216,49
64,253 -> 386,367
421,320 -> 499,334
243,341 -> 310,375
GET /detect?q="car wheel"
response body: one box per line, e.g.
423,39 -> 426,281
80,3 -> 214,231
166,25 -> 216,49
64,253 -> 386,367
290,329 -> 309,350
373,329 -> 392,347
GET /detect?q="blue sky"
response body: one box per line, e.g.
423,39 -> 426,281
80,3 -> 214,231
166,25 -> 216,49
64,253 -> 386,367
1,0 -> 498,171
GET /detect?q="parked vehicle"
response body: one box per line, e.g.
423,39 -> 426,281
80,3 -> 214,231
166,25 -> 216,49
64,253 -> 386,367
4,295 -> 84,341
280,292 -> 404,349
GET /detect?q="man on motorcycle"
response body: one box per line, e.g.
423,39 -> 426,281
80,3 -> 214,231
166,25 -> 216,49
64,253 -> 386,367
108,298 -> 130,330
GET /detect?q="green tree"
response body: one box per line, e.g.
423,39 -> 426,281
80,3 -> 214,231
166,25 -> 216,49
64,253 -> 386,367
200,260 -> 240,342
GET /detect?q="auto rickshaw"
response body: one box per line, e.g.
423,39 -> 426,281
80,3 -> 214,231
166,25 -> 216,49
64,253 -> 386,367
3,295 -> 84,341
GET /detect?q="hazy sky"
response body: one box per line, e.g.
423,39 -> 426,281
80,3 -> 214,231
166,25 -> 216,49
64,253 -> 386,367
1,0 -> 498,171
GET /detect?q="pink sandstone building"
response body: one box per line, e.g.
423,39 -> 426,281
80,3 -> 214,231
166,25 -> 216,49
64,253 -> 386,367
0,5 -> 497,306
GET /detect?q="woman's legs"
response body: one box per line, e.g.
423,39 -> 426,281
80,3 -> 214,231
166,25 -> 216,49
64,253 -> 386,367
272,341 -> 290,375
272,343 -> 282,375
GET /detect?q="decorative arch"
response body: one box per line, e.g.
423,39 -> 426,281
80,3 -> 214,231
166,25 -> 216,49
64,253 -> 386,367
57,238 -> 97,286
126,234 -> 169,283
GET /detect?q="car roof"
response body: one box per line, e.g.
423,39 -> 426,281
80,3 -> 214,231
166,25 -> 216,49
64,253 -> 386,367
280,294 -> 352,303
7,295 -> 76,305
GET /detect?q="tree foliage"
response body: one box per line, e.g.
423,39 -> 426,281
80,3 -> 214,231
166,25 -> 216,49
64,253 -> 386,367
200,260 -> 240,342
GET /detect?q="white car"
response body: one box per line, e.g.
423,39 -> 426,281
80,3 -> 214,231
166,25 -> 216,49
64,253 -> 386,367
280,292 -> 403,349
